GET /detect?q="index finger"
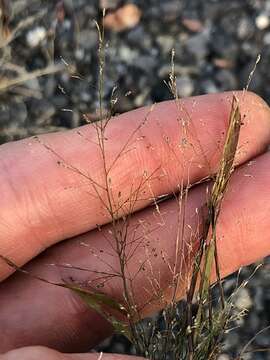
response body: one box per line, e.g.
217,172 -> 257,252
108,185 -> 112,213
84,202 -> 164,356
0,91 -> 269,279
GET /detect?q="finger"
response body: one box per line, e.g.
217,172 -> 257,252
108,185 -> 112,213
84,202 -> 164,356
0,152 -> 269,353
1,91 -> 270,280
1,346 -> 144,360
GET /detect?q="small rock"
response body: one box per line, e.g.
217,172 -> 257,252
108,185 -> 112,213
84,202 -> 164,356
26,26 -> 46,48
126,26 -> 145,45
0,100 -> 27,127
118,46 -> 139,64
255,331 -> 270,347
12,102 -> 27,125
127,26 -> 152,49
213,58 -> 234,69
211,31 -> 239,60
24,78 -> 41,92
160,1 -> 182,21
217,354 -> 230,360
62,0 -> 74,11
135,55 -> 156,72
27,98 -> 55,126
255,13 -> 270,30
156,35 -> 175,54
60,108 -> 80,128
80,4 -> 96,18
237,17 -> 255,39
75,47 -> 85,61
43,76 -> 57,98
99,0 -> 120,9
254,286 -> 264,311
235,288 -> 253,310
134,90 -> 149,107
176,75 -> 194,97
247,312 -> 260,331
222,331 -> 240,352
0,103 -> 10,127
182,18 -> 204,32
104,4 -> 142,32
77,29 -> 98,50
263,31 -> 270,44
241,41 -> 261,58
215,69 -> 237,91
185,30 -> 210,60
200,79 -> 219,94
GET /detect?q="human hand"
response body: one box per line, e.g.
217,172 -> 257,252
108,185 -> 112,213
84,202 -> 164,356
0,91 -> 269,359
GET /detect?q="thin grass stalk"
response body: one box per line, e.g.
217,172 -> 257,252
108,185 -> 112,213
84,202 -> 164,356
186,95 -> 242,358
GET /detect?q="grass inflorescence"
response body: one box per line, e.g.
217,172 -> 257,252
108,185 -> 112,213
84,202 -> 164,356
0,7 -> 264,360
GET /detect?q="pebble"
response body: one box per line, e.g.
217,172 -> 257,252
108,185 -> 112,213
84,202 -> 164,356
176,75 -> 194,97
215,69 -> 237,90
235,288 -> 253,311
77,29 -> 98,50
255,13 -> 270,30
217,355 -> 230,360
126,26 -> 145,46
118,46 -> 139,64
24,78 -> 41,92
200,79 -> 219,94
0,102 -> 11,126
239,61 -> 263,90
43,76 -> 57,98
185,30 -> 210,60
254,287 -> 264,311
0,100 -> 27,127
237,17 -> 255,39
222,331 -> 240,350
127,26 -> 153,49
75,47 -> 85,61
156,35 -> 175,54
134,55 -> 156,72
248,312 -> 260,330
27,98 -> 55,125
211,31 -> 239,60
182,18 -> 204,32
241,41 -> 261,57
213,58 -> 234,69
263,31 -> 270,44
99,0 -> 120,9
160,0 -> 182,21
255,330 -> 270,347
103,4 -> 142,32
26,26 -> 46,47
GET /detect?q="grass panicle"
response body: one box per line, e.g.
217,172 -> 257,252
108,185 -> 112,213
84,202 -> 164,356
0,7 -> 266,360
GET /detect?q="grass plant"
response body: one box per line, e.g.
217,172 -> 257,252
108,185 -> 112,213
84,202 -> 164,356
0,5 -> 266,360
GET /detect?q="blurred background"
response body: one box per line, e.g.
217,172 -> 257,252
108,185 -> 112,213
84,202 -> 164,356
0,0 -> 269,359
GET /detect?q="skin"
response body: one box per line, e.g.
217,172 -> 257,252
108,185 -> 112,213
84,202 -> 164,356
0,91 -> 269,359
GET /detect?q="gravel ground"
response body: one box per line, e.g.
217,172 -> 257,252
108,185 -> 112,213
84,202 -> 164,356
0,0 -> 270,359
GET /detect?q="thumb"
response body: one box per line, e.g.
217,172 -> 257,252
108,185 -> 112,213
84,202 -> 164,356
0,346 -> 145,360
